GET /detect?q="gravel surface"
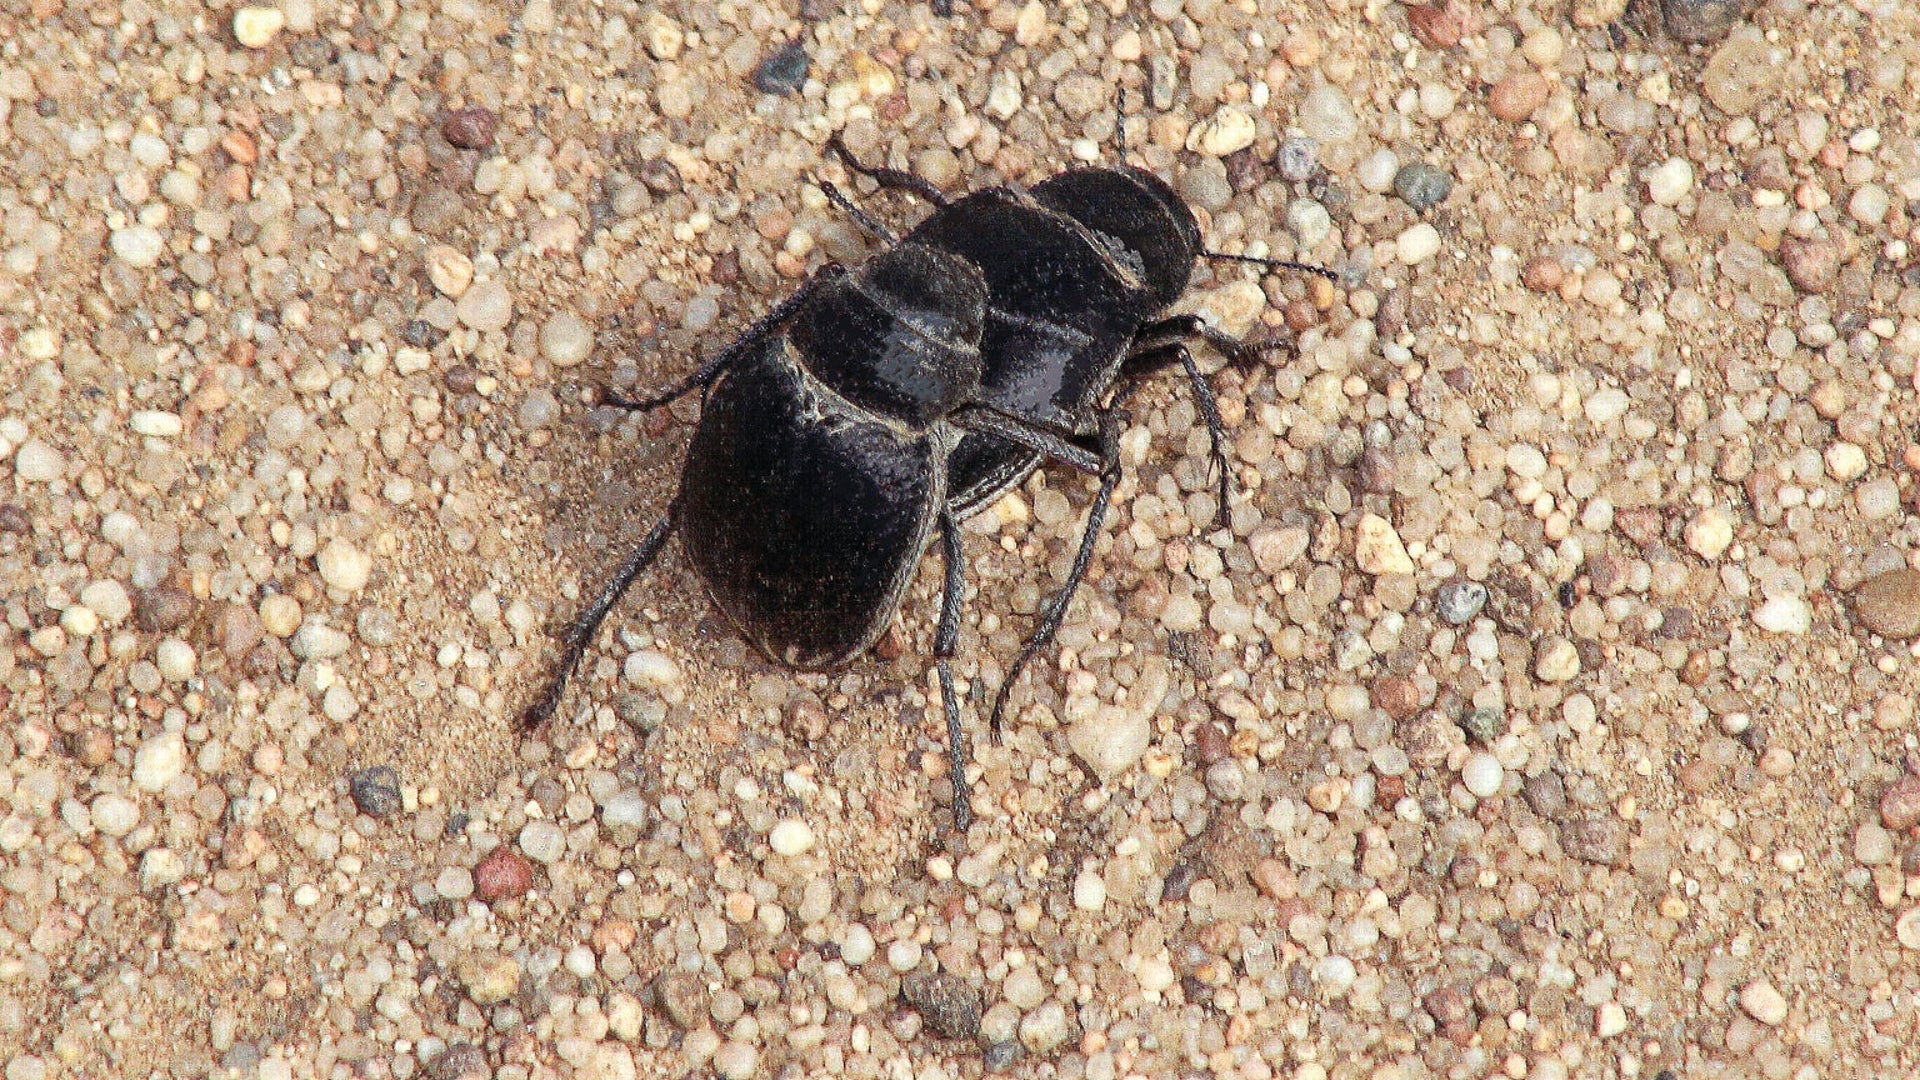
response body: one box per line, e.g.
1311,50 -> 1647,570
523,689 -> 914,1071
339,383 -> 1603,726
3,0 -> 1920,1077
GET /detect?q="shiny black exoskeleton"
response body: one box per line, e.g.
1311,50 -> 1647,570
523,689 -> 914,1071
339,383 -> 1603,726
824,141 -> 1333,734
526,144 -> 1332,834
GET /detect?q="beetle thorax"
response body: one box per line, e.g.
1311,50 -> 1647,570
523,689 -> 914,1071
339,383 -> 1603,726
791,243 -> 988,429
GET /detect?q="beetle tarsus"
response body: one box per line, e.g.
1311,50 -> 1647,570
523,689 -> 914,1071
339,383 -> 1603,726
818,181 -> 899,245
607,270 -> 839,413
522,508 -> 679,731
1202,249 -> 1342,284
827,133 -> 952,208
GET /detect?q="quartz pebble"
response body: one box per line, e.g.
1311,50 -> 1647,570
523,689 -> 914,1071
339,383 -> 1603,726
317,540 -> 373,593
1739,980 -> 1789,1026
233,6 -> 286,48
133,732 -> 186,792
769,819 -> 815,856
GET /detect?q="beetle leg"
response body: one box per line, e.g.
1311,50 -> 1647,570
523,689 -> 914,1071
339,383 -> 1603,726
521,507 -> 678,730
1201,249 -> 1341,284
935,512 -> 974,834
605,269 -> 841,412
950,406 -> 1102,476
817,181 -> 899,245
1122,339 -> 1236,521
987,409 -> 1126,740
827,132 -> 952,208
1130,313 -> 1265,370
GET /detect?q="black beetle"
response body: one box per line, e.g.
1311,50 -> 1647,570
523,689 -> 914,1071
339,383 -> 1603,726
526,144 -> 1332,833
819,139 -> 1335,734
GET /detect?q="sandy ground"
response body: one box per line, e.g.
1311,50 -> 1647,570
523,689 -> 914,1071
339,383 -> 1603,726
3,0 -> 1920,1077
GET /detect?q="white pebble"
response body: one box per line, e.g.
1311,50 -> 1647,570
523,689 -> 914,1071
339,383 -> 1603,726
1072,868 -> 1108,911
1187,107 -> 1257,157
1354,513 -> 1415,576
1395,222 -> 1442,265
155,638 -> 197,681
14,438 -> 65,483
139,847 -> 186,889
60,605 -> 99,638
1068,704 -> 1150,783
129,410 -> 183,437
1825,441 -> 1867,482
1739,979 -> 1788,1026
317,539 -> 373,593
539,313 -> 594,367
1684,508 -> 1733,560
109,224 -> 165,268
1753,596 -> 1811,635
769,818 -> 815,856
840,924 -> 876,965
623,649 -> 683,690
1462,753 -> 1504,798
80,580 -> 132,624
1645,157 -> 1694,206
886,938 -> 922,972
518,820 -> 567,863
456,280 -> 514,333
133,731 -> 186,792
233,5 -> 286,48
91,794 -> 141,838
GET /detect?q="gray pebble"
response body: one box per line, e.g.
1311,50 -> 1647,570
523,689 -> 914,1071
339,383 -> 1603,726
1660,0 -> 1756,43
751,40 -> 809,95
1460,707 -> 1506,745
1393,163 -> 1453,212
349,766 -> 403,819
1276,137 -> 1318,183
1436,579 -> 1488,625
901,972 -> 982,1040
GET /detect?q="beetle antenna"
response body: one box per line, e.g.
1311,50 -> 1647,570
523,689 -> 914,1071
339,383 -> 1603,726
1202,250 -> 1341,283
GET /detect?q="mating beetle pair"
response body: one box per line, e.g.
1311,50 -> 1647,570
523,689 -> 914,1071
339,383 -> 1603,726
525,140 -> 1334,832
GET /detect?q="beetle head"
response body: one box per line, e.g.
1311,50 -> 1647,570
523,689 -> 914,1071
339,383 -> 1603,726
1031,166 -> 1202,311
795,242 -> 987,427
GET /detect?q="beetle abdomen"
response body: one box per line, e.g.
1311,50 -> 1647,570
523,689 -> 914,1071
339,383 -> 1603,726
680,337 -> 945,669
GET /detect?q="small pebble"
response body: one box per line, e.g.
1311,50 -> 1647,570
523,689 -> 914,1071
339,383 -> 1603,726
1684,508 -> 1734,560
1645,157 -> 1695,206
519,820 -> 567,863
1779,237 -> 1841,294
713,1042 -> 757,1080
1187,107 -> 1256,157
1879,776 -> 1920,831
457,955 -> 522,1005
1753,596 -> 1811,635
751,40 -> 809,95
1489,72 -> 1549,121
1395,223 -> 1442,266
1461,753 -> 1504,798
455,280 -> 513,333
1852,570 -> 1920,639
1018,1000 -> 1070,1054
1436,579 -> 1488,625
1739,979 -> 1789,1026
91,794 -> 141,838
769,818 -> 815,856
1072,868 -> 1108,911
1276,137 -> 1319,182
155,638 -> 196,681
14,439 -> 65,483
902,973 -> 983,1040
473,845 -> 534,901
349,766 -> 402,819
133,732 -> 186,792
1069,705 -> 1151,783
233,5 -> 286,48
1355,513 -> 1415,575
1898,907 -> 1920,950
1393,163 -> 1452,211
441,107 -> 498,151
539,313 -> 593,367
317,539 -> 373,593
